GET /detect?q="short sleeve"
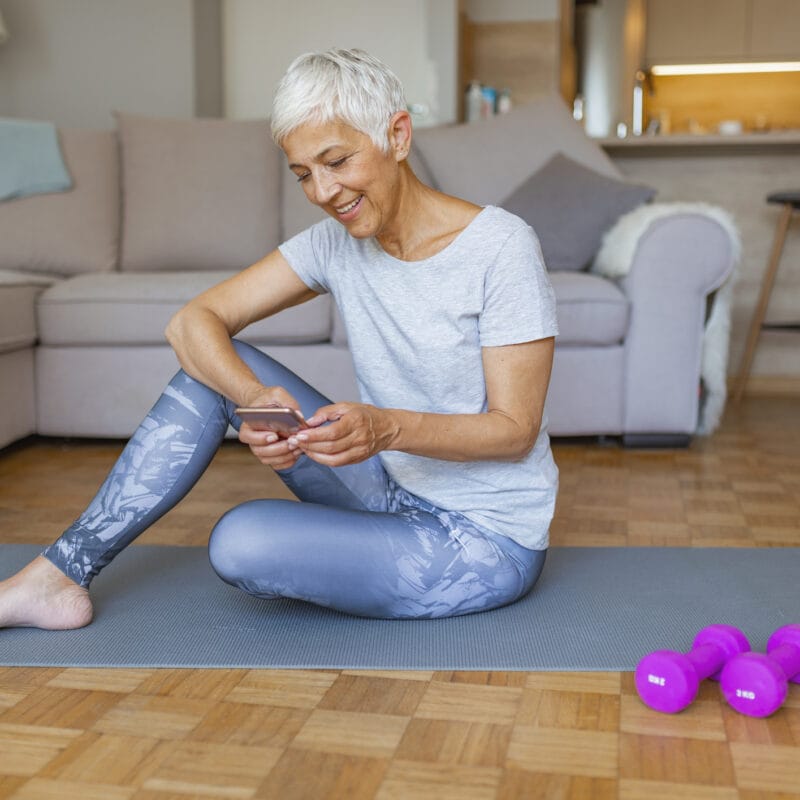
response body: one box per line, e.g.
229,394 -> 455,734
479,225 -> 559,347
277,218 -> 339,295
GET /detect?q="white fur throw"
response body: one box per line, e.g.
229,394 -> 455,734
591,203 -> 741,435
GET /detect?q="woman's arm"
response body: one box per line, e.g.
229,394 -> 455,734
165,248 -> 317,409
291,337 -> 555,465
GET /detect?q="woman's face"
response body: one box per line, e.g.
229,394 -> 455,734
282,119 -> 404,240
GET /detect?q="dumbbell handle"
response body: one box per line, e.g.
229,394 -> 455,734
684,642 -> 728,680
768,643 -> 800,681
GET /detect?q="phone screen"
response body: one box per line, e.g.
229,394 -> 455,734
235,407 -> 308,436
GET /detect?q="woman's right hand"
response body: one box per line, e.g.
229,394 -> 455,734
237,386 -> 305,471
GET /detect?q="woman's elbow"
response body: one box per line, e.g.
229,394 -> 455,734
165,304 -> 199,349
512,433 -> 539,460
505,421 -> 542,461
164,308 -> 185,347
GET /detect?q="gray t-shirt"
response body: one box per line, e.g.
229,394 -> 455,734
278,205 -> 559,550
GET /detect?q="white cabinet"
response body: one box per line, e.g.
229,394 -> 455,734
645,0 -> 800,64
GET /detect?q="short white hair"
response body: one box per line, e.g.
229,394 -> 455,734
271,48 -> 407,153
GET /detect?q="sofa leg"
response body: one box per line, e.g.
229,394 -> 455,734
622,433 -> 692,449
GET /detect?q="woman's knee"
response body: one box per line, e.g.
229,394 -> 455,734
207,499 -> 296,585
164,367 -> 232,426
209,500 -> 263,584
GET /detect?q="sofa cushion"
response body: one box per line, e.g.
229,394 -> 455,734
502,153 -> 656,272
37,272 -> 332,347
118,113 -> 283,272
550,272 -> 629,345
412,94 -> 620,206
0,130 -> 119,276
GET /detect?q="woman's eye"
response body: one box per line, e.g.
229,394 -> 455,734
296,173 -> 310,183
329,157 -> 348,168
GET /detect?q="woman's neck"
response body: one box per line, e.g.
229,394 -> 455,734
375,165 -> 481,262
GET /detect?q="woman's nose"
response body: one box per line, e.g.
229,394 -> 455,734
310,170 -> 340,204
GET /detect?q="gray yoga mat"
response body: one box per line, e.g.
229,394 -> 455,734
1,544 -> 798,670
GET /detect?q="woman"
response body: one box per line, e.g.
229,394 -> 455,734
0,48 -> 558,626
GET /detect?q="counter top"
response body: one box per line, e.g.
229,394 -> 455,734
596,130 -> 800,154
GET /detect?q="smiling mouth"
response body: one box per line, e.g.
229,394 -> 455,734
335,195 -> 363,216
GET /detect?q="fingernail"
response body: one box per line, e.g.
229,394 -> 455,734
266,433 -> 278,444
297,433 -> 308,442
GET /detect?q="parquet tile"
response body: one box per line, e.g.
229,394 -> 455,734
223,669 -> 338,710
254,750 -> 388,800
618,779 -> 739,799
292,709 -> 410,758
394,719 -> 512,767
1,395 -> 799,797
504,772 -> 619,800
507,726 -> 619,778
730,742 -> 800,793
317,674 -> 428,716
413,681 -> 522,726
9,778 -> 136,799
139,741 -> 283,798
375,760 -> 503,800
0,724 -> 83,777
188,701 -> 310,748
39,732 -> 162,785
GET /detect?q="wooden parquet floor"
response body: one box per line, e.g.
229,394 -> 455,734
1,395 -> 799,799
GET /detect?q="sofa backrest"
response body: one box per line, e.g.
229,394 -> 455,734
116,113 -> 283,272
0,129 -> 120,277
412,93 -> 621,207
1,99 -> 617,279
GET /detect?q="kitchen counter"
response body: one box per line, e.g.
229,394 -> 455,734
596,130 -> 800,155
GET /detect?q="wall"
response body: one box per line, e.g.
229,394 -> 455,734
0,0 -> 199,128
0,0 -> 454,127
464,0 -> 558,23
222,0 -> 458,126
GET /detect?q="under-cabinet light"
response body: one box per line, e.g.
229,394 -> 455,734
650,62 -> 800,76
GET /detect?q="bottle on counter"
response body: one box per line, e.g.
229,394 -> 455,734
465,80 -> 483,123
572,94 -> 585,123
497,88 -> 512,114
480,86 -> 497,119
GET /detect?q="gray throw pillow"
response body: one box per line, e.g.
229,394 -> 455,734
501,153 -> 656,271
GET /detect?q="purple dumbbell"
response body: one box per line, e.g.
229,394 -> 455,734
721,624 -> 800,718
635,624 -> 751,713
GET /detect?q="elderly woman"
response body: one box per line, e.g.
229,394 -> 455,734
0,49 -> 557,627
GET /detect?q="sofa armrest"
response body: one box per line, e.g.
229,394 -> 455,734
619,213 -> 736,435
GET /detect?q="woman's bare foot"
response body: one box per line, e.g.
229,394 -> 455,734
0,555 -> 93,630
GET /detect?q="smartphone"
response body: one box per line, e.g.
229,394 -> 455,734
235,406 -> 308,436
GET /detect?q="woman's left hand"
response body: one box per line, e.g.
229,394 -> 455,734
287,403 -> 397,466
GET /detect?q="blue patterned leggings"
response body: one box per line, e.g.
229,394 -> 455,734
43,341 -> 546,619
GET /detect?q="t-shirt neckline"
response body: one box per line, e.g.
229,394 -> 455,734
367,205 -> 493,265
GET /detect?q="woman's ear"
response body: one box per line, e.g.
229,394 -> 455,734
387,111 -> 412,162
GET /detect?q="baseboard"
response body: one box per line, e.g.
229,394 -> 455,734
727,375 -> 800,397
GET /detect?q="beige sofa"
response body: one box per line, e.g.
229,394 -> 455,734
0,96 -> 736,450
